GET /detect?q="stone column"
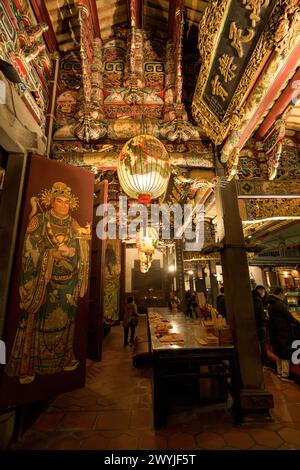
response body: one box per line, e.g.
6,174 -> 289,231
119,242 -> 126,322
215,162 -> 273,419
175,239 -> 185,309
195,263 -> 206,295
270,269 -> 279,288
209,260 -> 218,307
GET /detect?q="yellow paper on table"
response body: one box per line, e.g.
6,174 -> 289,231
195,338 -> 208,346
159,333 -> 184,343
206,334 -> 219,344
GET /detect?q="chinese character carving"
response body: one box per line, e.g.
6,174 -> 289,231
211,75 -> 228,102
229,22 -> 255,58
242,0 -> 270,28
218,54 -> 238,82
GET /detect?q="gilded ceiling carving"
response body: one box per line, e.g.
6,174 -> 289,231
237,180 -> 300,197
0,1 -> 52,126
236,140 -> 300,181
53,3 -> 201,146
244,199 -> 300,220
192,0 -> 300,145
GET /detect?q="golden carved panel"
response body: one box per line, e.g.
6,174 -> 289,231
192,0 -> 299,144
244,198 -> 300,220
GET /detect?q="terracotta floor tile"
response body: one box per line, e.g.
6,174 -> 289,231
224,431 -> 255,449
138,433 -> 168,450
12,436 -> 48,450
203,424 -> 233,435
49,435 -> 80,450
250,444 -> 273,450
260,422 -> 284,431
168,412 -> 191,426
138,394 -> 153,406
10,319 -> 300,452
167,432 -> 196,450
250,429 -> 283,448
278,427 -> 300,445
32,412 -> 64,432
196,431 -> 226,450
181,422 -> 205,435
72,395 -> 100,408
222,446 -> 239,450
277,443 -> 298,450
137,378 -> 152,388
61,411 -> 97,430
130,409 -> 153,430
95,411 -> 131,430
157,425 -> 183,437
287,406 -> 300,423
106,433 -> 139,450
74,430 -> 94,439
96,430 -> 123,439
96,396 -> 117,407
53,396 -> 81,409
80,434 -> 109,450
106,397 -> 137,410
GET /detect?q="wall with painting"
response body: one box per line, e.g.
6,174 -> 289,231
103,240 -> 121,324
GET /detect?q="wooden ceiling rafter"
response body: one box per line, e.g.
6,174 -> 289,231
126,0 -> 143,28
30,0 -> 58,52
87,0 -> 101,38
44,0 -> 210,49
167,0 -> 177,40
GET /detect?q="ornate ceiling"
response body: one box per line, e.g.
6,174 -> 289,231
44,0 -> 209,51
0,0 -> 299,256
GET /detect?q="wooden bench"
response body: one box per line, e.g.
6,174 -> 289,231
132,336 -> 152,367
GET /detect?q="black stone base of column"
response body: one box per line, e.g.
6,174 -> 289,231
239,389 -> 274,423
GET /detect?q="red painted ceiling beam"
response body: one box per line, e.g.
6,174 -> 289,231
168,0 -> 185,40
88,0 -> 101,38
30,0 -> 58,53
236,41 -> 300,144
256,66 -> 300,139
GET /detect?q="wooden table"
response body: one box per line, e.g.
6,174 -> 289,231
147,308 -> 241,428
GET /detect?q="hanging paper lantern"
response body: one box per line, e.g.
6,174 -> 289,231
136,227 -> 158,273
117,135 -> 170,203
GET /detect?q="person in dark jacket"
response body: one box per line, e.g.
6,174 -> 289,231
252,285 -> 268,364
268,287 -> 300,381
185,290 -> 193,317
216,286 -> 227,318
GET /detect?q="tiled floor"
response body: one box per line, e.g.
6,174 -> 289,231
11,317 -> 300,450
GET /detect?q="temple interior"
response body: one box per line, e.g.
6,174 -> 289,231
0,0 -> 300,452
